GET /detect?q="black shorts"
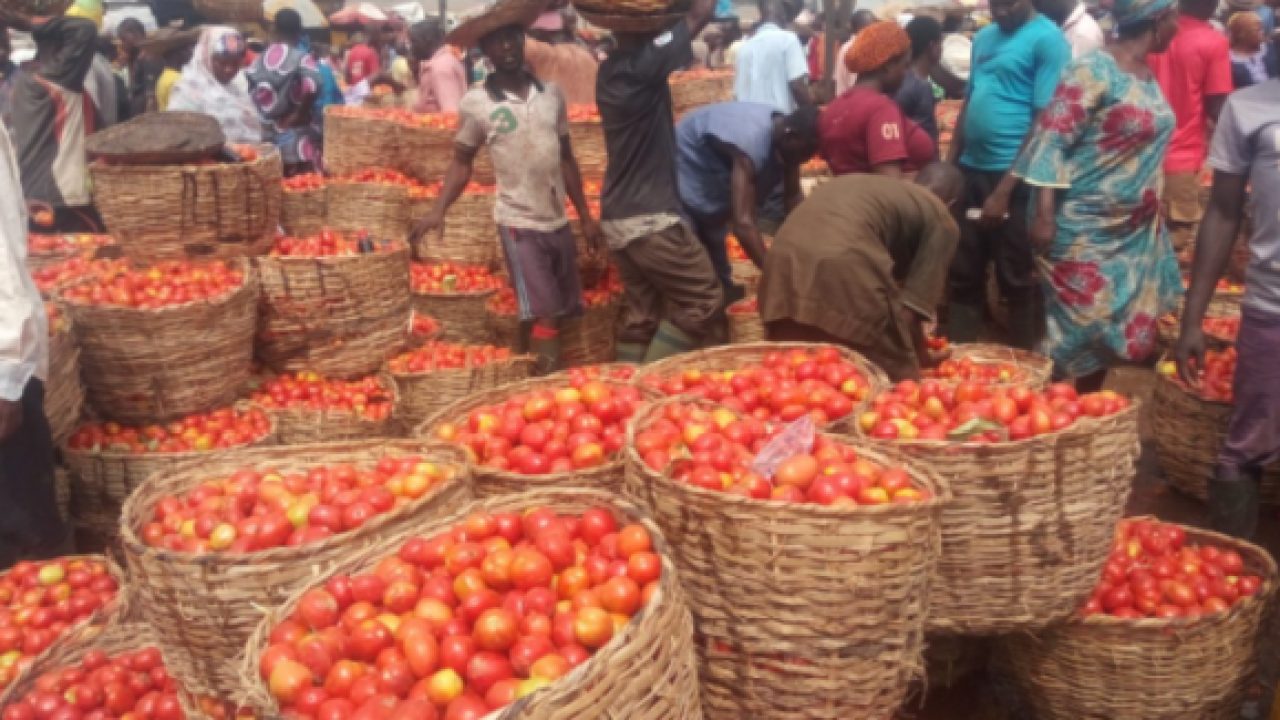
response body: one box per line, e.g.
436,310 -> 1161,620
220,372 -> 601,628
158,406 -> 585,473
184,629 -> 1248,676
948,166 -> 1036,306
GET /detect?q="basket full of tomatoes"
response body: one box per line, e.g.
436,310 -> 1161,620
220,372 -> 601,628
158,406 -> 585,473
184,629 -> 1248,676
325,168 -> 422,242
487,271 -> 623,369
1152,351 -> 1280,503
240,488 -> 703,720
279,173 -> 328,237
623,396 -> 948,720
858,379 -> 1142,634
255,230 -> 412,379
411,262 -> 508,346
387,341 -> 535,431
924,342 -> 1053,389
408,182 -> 500,266
998,517 -> 1276,720
118,440 -> 471,701
250,371 -> 399,445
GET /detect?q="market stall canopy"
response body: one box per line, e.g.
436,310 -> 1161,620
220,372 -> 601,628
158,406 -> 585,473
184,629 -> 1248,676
328,1 -> 387,23
265,0 -> 329,27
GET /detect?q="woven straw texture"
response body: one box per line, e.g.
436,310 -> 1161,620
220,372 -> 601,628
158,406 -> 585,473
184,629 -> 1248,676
633,342 -> 891,434
323,110 -> 398,177
416,376 -> 650,497
942,343 -> 1054,388
63,260 -> 258,424
326,181 -> 410,241
1151,373 -> 1280,503
240,488 -> 703,719
575,0 -> 681,13
400,124 -> 498,186
731,258 -> 762,292
997,521 -> 1277,720
254,245 -> 412,378
267,373 -> 400,445
279,187 -> 328,237
90,147 -> 281,260
54,467 -> 70,523
727,304 -> 764,344
391,354 -> 536,430
46,316 -> 84,444
575,8 -> 685,32
192,0 -> 262,20
569,121 -> 607,178
413,289 -> 498,345
671,71 -> 735,117
487,298 -> 621,366
408,195 -> 499,266
860,403 -> 1141,634
623,397 -> 949,720
119,440 -> 473,701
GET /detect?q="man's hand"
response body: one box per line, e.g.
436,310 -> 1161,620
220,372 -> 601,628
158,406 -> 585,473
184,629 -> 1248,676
1029,212 -> 1055,253
1174,325 -> 1207,388
979,186 -> 1011,229
580,217 -> 603,256
0,399 -> 23,443
409,210 -> 445,246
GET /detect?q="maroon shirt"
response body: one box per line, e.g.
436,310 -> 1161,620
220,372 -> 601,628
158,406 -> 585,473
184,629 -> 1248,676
818,86 -> 935,175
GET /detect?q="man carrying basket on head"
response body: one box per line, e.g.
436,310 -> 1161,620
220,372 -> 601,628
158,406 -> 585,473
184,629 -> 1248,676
410,0 -> 603,376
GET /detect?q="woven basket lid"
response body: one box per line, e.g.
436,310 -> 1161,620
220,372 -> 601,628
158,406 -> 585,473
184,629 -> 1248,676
86,112 -> 226,166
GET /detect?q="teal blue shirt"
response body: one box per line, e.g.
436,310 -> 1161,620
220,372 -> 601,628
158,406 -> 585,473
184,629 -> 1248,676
960,14 -> 1071,171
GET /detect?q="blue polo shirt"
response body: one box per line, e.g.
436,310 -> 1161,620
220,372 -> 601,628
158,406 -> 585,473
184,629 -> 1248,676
676,101 -> 781,217
960,14 -> 1070,172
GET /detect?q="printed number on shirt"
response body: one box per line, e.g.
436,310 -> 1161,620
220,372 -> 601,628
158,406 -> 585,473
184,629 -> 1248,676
881,123 -> 901,141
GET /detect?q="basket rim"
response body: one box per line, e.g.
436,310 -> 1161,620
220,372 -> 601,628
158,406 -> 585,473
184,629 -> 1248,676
1153,366 -> 1231,408
632,340 -> 891,387
256,241 -> 410,262
411,287 -> 500,299
117,439 -> 469,564
255,370 -> 402,415
56,256 -> 255,316
88,144 -> 278,172
386,352 -> 536,381
60,402 -> 275,462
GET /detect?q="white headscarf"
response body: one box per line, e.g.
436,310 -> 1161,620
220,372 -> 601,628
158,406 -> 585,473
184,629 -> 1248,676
168,26 -> 263,144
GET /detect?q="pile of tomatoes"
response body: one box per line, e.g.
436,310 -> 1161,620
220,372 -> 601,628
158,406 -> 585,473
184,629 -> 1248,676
433,381 -> 642,475
0,558 -> 121,691
60,260 -> 245,310
66,407 -> 272,455
1203,316 -> 1240,342
411,263 -> 506,295
333,168 -> 430,191
388,342 -> 513,375
329,106 -> 460,130
270,229 -> 390,258
638,347 -> 872,426
1,645 -> 182,720
558,365 -> 636,384
251,373 -> 395,422
923,357 -> 1027,384
27,233 -> 113,257
1083,518 -> 1264,619
861,381 -> 1130,442
567,105 -> 600,123
31,257 -> 129,297
1160,347 -> 1236,403
258,506 -> 661,719
282,174 -> 326,192
138,456 -> 458,554
635,401 -> 932,506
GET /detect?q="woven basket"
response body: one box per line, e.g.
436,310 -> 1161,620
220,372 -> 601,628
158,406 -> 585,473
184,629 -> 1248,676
323,109 -> 399,177
623,397 -> 949,720
46,315 -> 84,444
254,244 -> 412,378
730,259 -> 762,292
325,181 -> 411,242
413,289 -> 498,345
119,440 -> 473,701
634,342 -> 891,433
192,0 -> 262,21
397,122 -> 498,187
240,488 -> 703,719
997,521 -> 1277,720
90,146 -> 281,260
575,7 -> 686,32
416,376 -> 649,497
487,297 -> 621,365
671,71 -> 735,117
279,186 -> 328,237
727,303 -> 764,344
437,192 -> 499,263
938,342 -> 1054,388
569,120 -> 608,178
62,260 -> 258,424
1151,373 -> 1280,503
858,402 -> 1141,635
266,372 -> 400,445
391,354 -> 536,430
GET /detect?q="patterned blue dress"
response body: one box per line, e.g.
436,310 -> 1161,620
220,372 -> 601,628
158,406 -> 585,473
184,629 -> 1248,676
1014,50 -> 1182,378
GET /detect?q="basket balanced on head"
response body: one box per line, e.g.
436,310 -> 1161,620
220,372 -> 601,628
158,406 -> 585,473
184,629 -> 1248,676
240,488 -> 704,719
59,257 -> 258,424
90,145 -> 281,260
417,375 -> 651,497
623,397 -> 948,719
119,440 -> 472,702
998,518 -> 1277,720
857,379 -> 1142,634
255,233 -> 412,378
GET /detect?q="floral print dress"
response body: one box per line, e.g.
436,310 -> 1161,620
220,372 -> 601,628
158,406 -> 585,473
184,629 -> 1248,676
1014,50 -> 1181,378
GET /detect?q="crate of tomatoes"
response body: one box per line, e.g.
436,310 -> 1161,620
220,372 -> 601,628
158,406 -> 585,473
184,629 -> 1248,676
1152,352 -> 1280,503
240,488 -> 703,719
387,341 -> 534,431
118,440 -> 471,701
998,517 -> 1275,720
623,396 -> 948,720
250,371 -> 398,445
857,379 -> 1141,634
411,262 -> 507,346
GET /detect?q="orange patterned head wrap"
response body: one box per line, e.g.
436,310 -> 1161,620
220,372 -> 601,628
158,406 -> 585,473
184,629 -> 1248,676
844,20 -> 911,74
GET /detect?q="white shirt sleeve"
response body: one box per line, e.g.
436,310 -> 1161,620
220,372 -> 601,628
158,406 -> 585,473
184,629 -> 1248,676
784,33 -> 809,81
0,125 -> 48,401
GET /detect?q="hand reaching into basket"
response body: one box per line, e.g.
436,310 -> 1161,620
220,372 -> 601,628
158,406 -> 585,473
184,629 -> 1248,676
1175,324 -> 1207,388
409,209 -> 446,246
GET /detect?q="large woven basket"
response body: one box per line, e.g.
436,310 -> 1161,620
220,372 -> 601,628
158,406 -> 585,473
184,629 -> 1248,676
45,313 -> 84,444
391,353 -> 536,430
90,146 -> 281,260
623,397 -> 949,720
633,342 -> 891,433
323,108 -> 399,176
997,521 -> 1277,720
325,180 -> 411,241
1151,373 -> 1280,503
265,372 -> 400,445
62,259 -> 258,424
486,296 -> 621,366
859,402 -> 1142,635
670,71 -> 735,117
119,440 -> 473,702
240,488 -> 703,719
413,191 -> 499,264
937,342 -> 1055,388
413,288 -> 498,345
254,244 -> 412,378
569,120 -> 607,178
398,121 -> 498,186
416,376 -> 650,497
279,186 -> 328,237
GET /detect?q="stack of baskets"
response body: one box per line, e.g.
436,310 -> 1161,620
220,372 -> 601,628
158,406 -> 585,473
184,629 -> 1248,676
279,176 -> 328,237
